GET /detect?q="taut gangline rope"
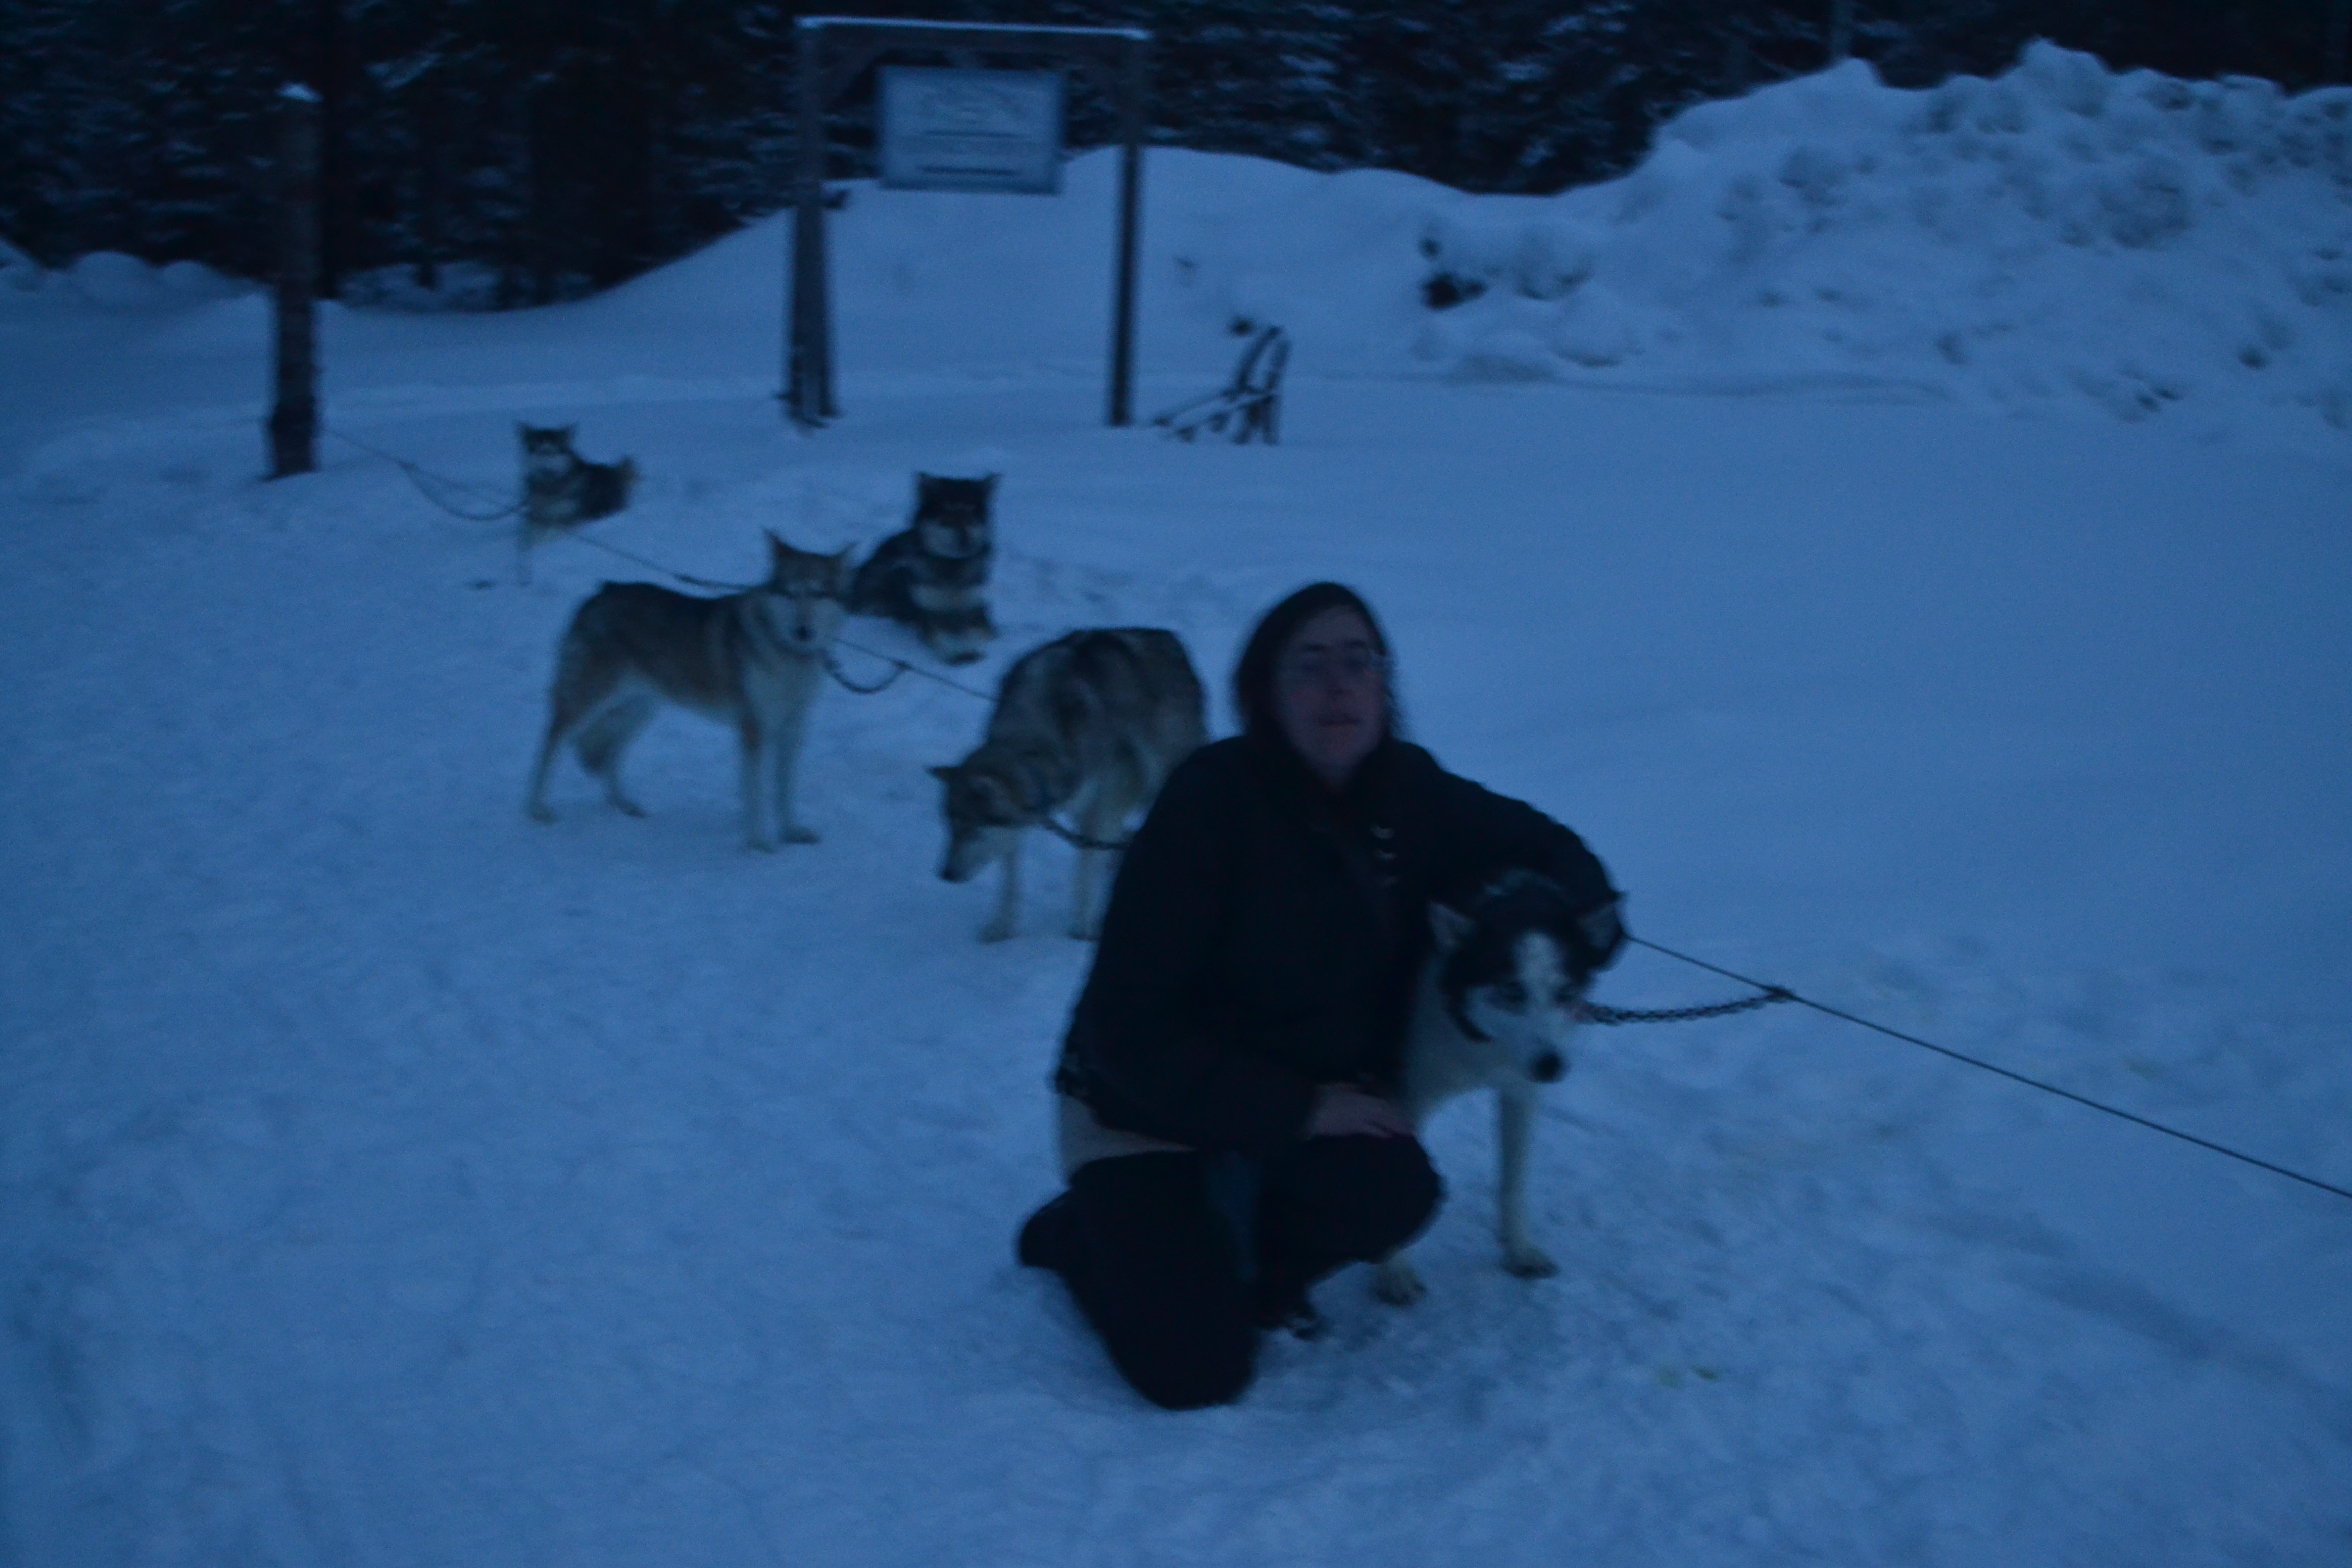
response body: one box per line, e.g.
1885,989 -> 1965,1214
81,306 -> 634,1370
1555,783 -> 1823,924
326,427 -> 525,520
1621,936 -> 2352,1206
559,529 -> 1001,703
335,428 -> 2350,1208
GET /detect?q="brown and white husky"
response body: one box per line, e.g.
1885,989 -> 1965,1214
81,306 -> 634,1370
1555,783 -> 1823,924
930,628 -> 1206,941
525,534 -> 851,852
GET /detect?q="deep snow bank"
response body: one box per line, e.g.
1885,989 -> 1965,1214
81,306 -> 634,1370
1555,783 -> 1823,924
740,41 -> 2352,448
1413,44 -> 2352,437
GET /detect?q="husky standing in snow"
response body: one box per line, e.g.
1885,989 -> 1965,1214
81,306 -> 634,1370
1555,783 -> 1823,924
525,533 -> 852,852
1374,869 -> 1613,1306
848,472 -> 999,665
516,423 -> 639,581
932,629 -> 1206,942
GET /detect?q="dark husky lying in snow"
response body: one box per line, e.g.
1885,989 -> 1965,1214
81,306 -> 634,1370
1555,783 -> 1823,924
849,472 -> 999,665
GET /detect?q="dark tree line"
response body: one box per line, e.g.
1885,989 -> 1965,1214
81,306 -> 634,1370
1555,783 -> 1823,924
2,2 -> 2342,305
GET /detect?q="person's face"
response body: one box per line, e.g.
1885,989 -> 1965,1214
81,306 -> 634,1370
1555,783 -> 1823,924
1273,606 -> 1387,790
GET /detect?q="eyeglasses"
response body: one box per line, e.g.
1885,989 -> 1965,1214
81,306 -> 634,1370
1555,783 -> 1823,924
1279,643 -> 1387,686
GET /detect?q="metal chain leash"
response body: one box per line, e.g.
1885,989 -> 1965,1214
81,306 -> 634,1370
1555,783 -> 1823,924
1036,817 -> 1135,853
822,649 -> 908,694
1579,985 -> 1795,1027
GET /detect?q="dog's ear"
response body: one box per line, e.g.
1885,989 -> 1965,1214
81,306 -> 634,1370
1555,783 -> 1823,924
1429,902 -> 1474,953
1575,897 -> 1625,970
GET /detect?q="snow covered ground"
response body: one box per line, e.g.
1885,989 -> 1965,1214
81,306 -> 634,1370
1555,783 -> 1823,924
4,46 -> 2349,1568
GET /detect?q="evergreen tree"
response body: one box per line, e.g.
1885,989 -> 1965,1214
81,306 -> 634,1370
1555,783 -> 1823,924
0,1 -> 2335,293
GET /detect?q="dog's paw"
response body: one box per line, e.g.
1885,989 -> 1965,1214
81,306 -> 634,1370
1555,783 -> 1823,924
1502,1242 -> 1558,1280
785,824 -> 820,845
1373,1259 -> 1427,1306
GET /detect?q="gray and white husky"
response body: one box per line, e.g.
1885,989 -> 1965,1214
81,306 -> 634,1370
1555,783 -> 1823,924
1375,870 -> 1610,1306
525,533 -> 852,852
849,472 -> 998,665
931,628 -> 1205,942
517,422 -> 639,581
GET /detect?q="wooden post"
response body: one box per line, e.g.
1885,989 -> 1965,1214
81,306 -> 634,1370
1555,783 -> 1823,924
1106,34 -> 1146,428
269,83 -> 322,479
781,19 -> 1150,430
786,22 -> 832,427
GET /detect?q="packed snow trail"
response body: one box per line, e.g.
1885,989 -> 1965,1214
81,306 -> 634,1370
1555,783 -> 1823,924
5,42 -> 2350,1568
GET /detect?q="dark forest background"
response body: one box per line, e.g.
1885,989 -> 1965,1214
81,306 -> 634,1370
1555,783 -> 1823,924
4,2 -> 2345,305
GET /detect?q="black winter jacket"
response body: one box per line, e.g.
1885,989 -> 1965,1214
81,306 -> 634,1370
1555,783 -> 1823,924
1056,731 -> 1620,1155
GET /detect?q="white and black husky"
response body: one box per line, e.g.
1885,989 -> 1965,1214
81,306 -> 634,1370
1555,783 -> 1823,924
932,629 -> 1205,942
1376,869 -> 1608,1306
848,472 -> 998,665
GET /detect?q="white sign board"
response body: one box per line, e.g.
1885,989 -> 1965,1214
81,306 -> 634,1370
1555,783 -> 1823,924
879,67 -> 1064,195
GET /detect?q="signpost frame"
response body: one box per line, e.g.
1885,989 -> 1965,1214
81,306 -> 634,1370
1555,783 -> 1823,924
787,17 -> 1150,430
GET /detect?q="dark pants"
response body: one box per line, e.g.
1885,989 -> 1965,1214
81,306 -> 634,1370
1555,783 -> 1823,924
1047,1136 -> 1441,1410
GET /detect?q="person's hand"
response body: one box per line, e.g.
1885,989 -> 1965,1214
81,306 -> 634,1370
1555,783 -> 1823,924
1307,1084 -> 1412,1140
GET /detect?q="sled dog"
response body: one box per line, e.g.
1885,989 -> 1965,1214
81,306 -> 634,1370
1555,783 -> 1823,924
525,533 -> 851,851
931,629 -> 1205,942
849,472 -> 998,665
1375,869 -> 1607,1306
517,422 -> 639,580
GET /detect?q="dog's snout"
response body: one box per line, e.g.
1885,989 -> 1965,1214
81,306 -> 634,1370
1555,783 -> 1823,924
1532,1052 -> 1566,1083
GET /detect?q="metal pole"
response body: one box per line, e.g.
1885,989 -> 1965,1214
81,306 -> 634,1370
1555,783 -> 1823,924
270,83 -> 321,479
787,23 -> 829,426
1106,36 -> 1147,427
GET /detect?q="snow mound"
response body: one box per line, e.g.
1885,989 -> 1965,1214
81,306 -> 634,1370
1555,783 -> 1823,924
1417,45 -> 2352,434
51,251 -> 250,310
0,236 -> 43,293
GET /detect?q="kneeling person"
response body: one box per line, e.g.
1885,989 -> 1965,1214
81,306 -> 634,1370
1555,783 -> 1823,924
1017,581 -> 1624,1409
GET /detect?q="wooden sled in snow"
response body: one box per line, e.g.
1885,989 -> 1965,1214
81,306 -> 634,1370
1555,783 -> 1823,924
1152,325 -> 1289,445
